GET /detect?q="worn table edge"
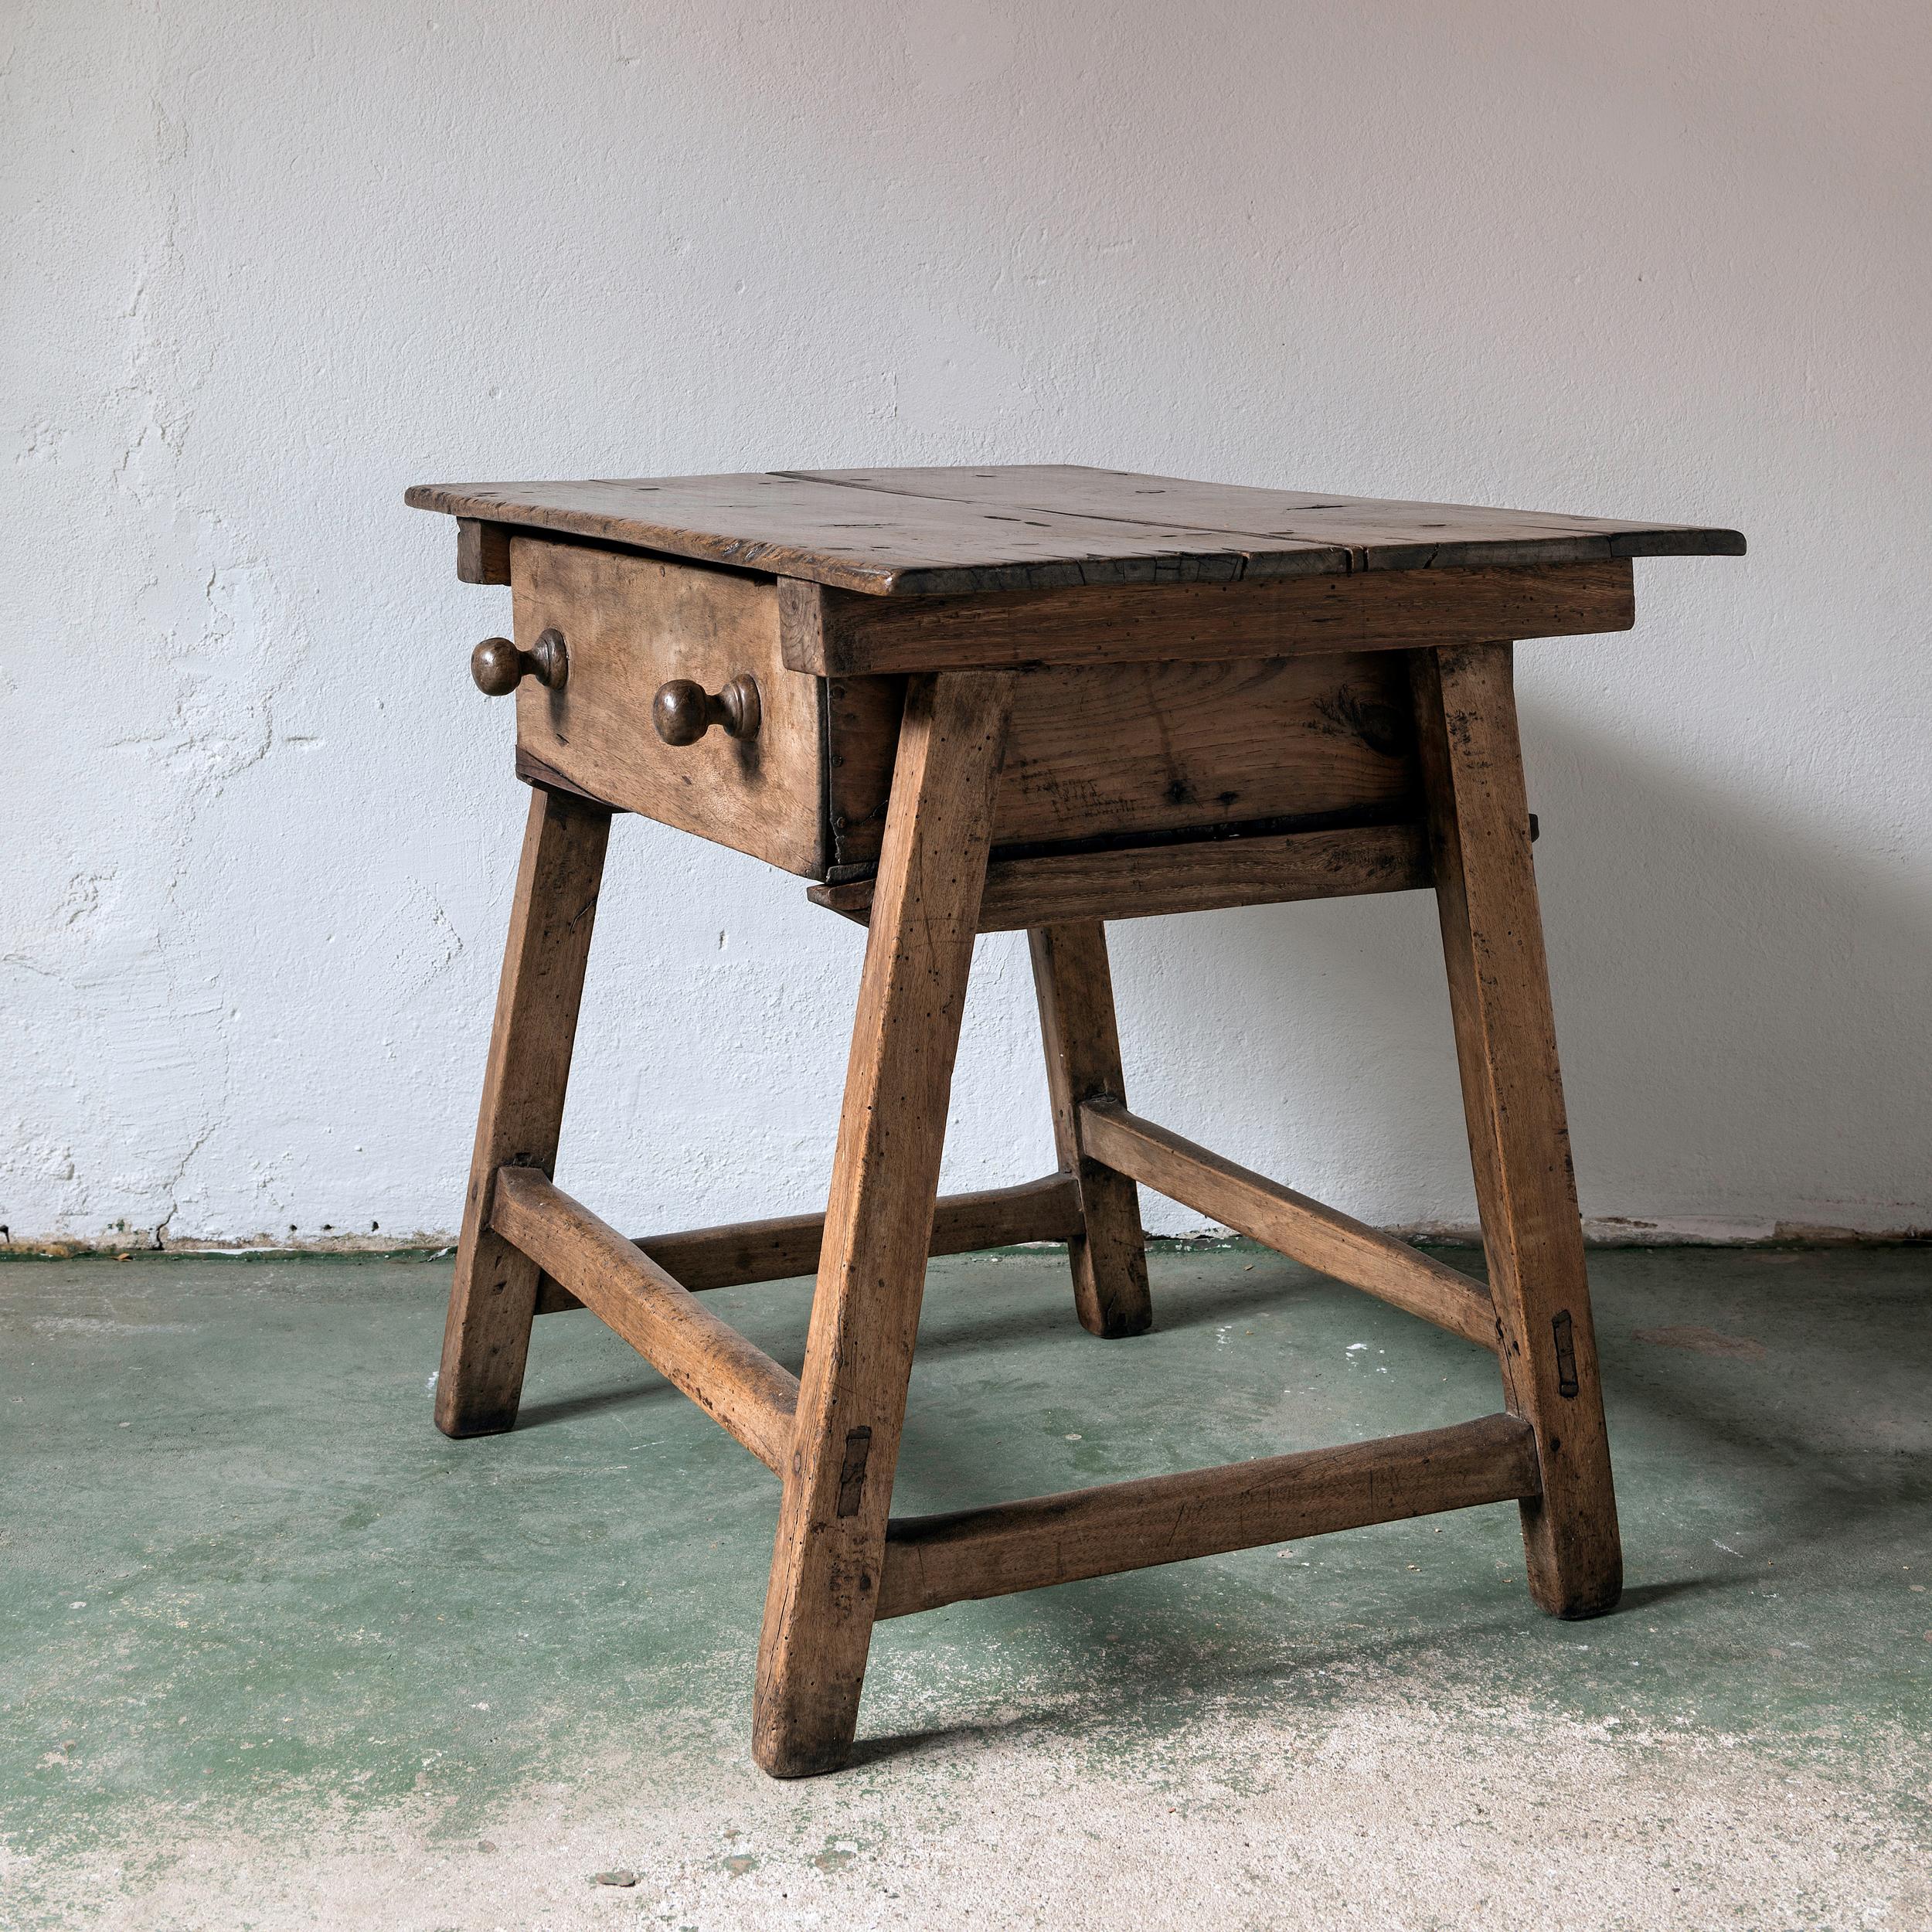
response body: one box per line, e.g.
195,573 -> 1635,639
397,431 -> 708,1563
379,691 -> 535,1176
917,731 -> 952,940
404,481 -> 1743,596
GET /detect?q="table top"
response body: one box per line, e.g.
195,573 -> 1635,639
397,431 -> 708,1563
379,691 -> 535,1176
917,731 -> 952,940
406,464 -> 1742,598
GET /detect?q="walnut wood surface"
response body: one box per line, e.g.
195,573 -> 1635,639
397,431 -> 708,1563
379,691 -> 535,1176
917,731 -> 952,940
1413,643 -> 1623,1617
808,821 -> 1432,931
822,650 -> 1421,870
753,671 -> 1014,1779
419,464 -> 1680,1779
435,789 -> 609,1437
876,1411 -> 1539,1617
408,467 -> 1739,598
532,1173 -> 1082,1313
492,552 -> 1437,889
491,1167 -> 800,1472
457,532 -> 1630,892
786,559 -> 1637,674
794,466 -> 1742,570
456,517 -> 512,585
413,471 -> 1342,595
510,537 -> 826,876
818,665 -> 907,872
1028,923 -> 1153,1339
1081,1101 -> 1500,1351
1003,652 -> 1417,845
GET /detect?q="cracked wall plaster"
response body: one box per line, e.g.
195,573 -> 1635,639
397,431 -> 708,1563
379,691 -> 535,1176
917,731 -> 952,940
2,2 -> 1929,1249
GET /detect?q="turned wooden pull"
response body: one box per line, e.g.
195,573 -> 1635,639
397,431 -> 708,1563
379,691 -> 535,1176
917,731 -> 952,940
653,674 -> 762,746
471,628 -> 568,696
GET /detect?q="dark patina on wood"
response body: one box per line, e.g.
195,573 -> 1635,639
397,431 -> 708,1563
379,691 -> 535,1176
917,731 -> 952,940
409,461 -> 1740,1777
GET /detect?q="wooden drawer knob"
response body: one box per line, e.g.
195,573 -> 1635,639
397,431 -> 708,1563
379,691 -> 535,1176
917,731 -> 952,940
653,674 -> 761,746
471,628 -> 568,696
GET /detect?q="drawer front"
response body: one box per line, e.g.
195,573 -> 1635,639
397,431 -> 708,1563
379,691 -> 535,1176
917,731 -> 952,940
511,538 -> 828,876
827,651 -> 1420,868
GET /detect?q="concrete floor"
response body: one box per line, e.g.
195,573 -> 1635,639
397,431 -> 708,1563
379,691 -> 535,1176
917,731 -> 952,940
3,1241 -> 1928,1930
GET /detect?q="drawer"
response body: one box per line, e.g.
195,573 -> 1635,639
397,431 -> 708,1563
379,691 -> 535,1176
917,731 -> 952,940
508,536 -> 1421,882
511,536 -> 829,876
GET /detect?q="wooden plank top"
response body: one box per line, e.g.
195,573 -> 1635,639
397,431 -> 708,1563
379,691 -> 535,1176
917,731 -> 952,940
406,464 -> 1742,597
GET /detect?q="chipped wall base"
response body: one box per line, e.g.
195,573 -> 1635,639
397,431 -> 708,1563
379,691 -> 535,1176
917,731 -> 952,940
3,1219 -> 1925,1262
0,1230 -> 454,1261
1412,1216 -> 1930,1249
1170,1217 -> 1931,1251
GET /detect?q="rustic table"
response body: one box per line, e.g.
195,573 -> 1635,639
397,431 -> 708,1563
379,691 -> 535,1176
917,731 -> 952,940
406,464 -> 1742,1777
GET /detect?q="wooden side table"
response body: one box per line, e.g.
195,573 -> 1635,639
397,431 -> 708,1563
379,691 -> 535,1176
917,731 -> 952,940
406,464 -> 1742,1777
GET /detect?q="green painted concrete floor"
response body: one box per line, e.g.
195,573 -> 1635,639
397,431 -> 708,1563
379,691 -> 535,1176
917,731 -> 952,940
3,1243 -> 1928,1930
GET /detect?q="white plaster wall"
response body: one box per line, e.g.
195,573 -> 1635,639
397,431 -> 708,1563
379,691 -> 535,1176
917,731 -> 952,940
5,1 -> 1929,1249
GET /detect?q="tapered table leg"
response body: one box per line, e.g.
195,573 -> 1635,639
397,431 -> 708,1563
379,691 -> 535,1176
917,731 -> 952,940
753,671 -> 1014,1777
1029,920 -> 1153,1338
436,787 -> 611,1438
1413,642 -> 1621,1617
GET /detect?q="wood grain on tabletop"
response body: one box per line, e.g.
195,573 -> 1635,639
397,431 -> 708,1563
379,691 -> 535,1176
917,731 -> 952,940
409,464 -> 1740,597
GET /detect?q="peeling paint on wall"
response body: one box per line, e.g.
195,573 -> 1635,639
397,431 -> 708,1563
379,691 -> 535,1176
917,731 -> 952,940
3,2 -> 1929,1248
